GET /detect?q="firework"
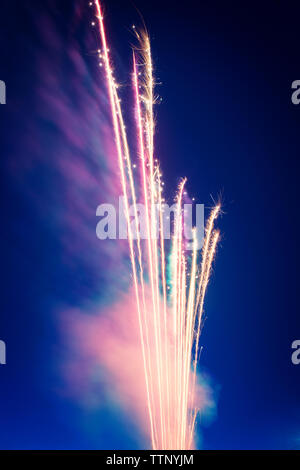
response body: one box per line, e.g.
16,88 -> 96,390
94,0 -> 220,450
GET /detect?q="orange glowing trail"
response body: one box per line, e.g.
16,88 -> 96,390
157,166 -> 170,441
132,52 -> 160,446
189,229 -> 220,446
94,1 -> 220,450
94,0 -> 157,449
139,32 -> 166,448
182,228 -> 197,447
173,179 -> 186,448
191,206 -> 221,411
133,50 -> 164,447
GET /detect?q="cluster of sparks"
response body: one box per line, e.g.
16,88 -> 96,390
93,1 -> 220,450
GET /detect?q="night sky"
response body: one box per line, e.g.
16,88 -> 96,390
0,0 -> 300,449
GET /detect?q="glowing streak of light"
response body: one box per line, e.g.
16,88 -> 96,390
94,0 -> 156,449
189,229 -> 220,446
157,167 -> 171,442
139,32 -> 166,448
133,52 -> 160,446
190,206 -> 221,417
182,228 -> 197,448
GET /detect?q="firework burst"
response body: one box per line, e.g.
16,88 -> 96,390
93,0 -> 220,450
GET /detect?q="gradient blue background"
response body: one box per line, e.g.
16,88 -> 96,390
0,0 -> 299,449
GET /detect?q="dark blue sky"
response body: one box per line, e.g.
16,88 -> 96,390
0,0 -> 300,449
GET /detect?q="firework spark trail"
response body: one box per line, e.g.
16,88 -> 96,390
133,52 -> 166,447
139,32 -> 167,448
94,1 -> 220,449
94,0 -> 157,449
183,229 -> 197,447
156,166 -> 171,442
175,180 -> 186,448
132,52 -> 159,446
168,178 -> 185,447
133,47 -> 165,447
189,229 -> 220,446
189,205 -> 221,433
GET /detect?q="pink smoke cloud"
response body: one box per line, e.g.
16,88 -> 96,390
61,285 -> 215,449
